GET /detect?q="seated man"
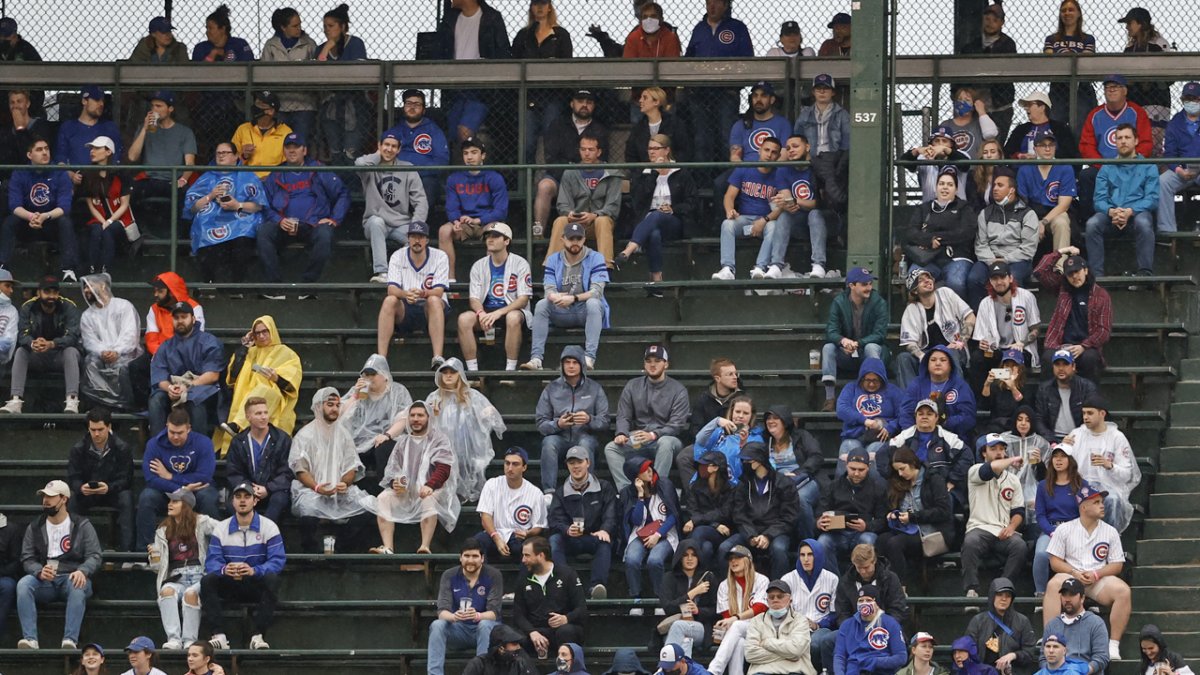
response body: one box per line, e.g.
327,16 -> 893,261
535,346 -> 609,494
533,90 -> 609,236
231,91 -> 292,178
1157,82 -> 1200,234
214,315 -> 302,455
257,132 -> 350,290
79,273 -> 147,411
225,396 -> 294,523
356,130 -> 427,283
428,540 -> 504,675
464,624 -> 540,675
833,585 -> 906,675
769,133 -> 829,279
182,141 -> 267,283
1059,396 -> 1141,533
895,268 -> 974,388
967,169 -> 1039,308
375,221 -> 450,367
374,401 -> 459,555
821,267 -> 888,410
961,435 -> 1026,599
836,358 -> 904,477
1016,129 -> 1076,252
833,543 -> 909,626
1033,349 -> 1098,443
781,539 -> 840,674
126,90 -> 196,236
15,480 -> 103,650
1,274 -> 82,414
969,261 -> 1041,392
439,136 -> 508,282
513,537 -> 587,657
1035,633 -> 1091,675
548,446 -> 618,599
1033,250 -> 1111,383
965,577 -> 1038,673
744,579 -> 814,675
1084,123 -> 1157,278
712,136 -> 783,280
67,407 -> 135,552
879,397 -> 968,489
723,442 -> 798,580
543,132 -> 620,267
383,89 -> 450,206
136,407 -> 221,550
201,482 -> 286,651
144,274 -> 203,358
474,447 -> 547,566
147,301 -> 224,435
816,447 -> 886,573
603,344 -> 690,491
1041,577 -> 1111,674
287,387 -> 378,553
520,223 -> 610,371
339,354 -> 413,474
457,222 -> 531,372
0,137 -> 79,280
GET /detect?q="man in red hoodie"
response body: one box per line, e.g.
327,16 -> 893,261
144,272 -> 205,356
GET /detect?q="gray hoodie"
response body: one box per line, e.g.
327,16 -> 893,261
355,152 -> 429,229
556,168 -> 622,218
535,345 -> 610,441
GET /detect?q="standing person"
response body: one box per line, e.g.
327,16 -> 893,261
474,447 -> 547,566
191,5 -> 255,160
743,579 -> 814,675
1005,92 -> 1080,161
959,4 -> 1017,141
435,0 -> 511,144
374,401 -> 459,554
213,316 -> 302,454
711,136 -> 783,281
706,546 -> 768,675
678,358 -> 745,486
15,480 -> 103,650
961,437 -> 1026,598
513,537 -> 587,658
150,489 -> 216,650
375,222 -> 450,366
383,89 -> 450,205
725,82 -> 792,169
67,408 -> 135,552
624,2 -> 682,59
603,344 -> 690,491
683,0 -> 752,166
1157,82 -> 1200,234
1034,250 -> 1111,383
511,0 -> 573,164
966,577 -> 1038,674
795,75 -> 851,219
1077,75 -> 1152,214
357,130 -> 429,283
426,359 -> 506,502
440,136 -> 507,283
547,447 -> 617,600
833,586 -> 907,675
316,4 -> 370,165
260,8 -> 318,142
126,89 -> 195,239
1084,123 -> 1158,278
136,408 -> 221,550
0,138 -> 79,281
80,138 -> 137,273
0,90 -> 53,196
876,448 -> 953,589
1043,1 -> 1096,132
617,133 -> 696,287
1015,129 -> 1077,253
822,268 -> 889,410
766,20 -> 815,58
258,133 -> 350,291
231,92 -> 292,179
626,88 -> 688,165
224,397 -> 294,523
147,302 -> 223,435
200,483 -> 286,651
818,13 -> 851,56
544,133 -> 621,268
535,346 -> 609,494
659,540 -> 718,653
1119,8 -> 1173,154
427,540 -> 504,675
181,142 -> 265,284
457,222 -> 531,372
619,458 -> 681,612
1,274 -> 82,414
940,87 -> 1000,160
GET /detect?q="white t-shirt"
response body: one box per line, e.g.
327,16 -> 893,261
454,10 -> 483,60
121,668 -> 168,675
1045,517 -> 1125,572
145,304 -> 206,338
387,247 -> 451,307
477,476 -> 546,542
46,517 -> 72,559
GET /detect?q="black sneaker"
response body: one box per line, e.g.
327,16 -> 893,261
613,251 -> 630,270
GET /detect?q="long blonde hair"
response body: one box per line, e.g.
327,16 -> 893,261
526,0 -> 559,28
438,369 -> 471,405
726,554 -> 759,614
972,139 -> 1003,202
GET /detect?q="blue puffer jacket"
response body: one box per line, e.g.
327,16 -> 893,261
1162,110 -> 1200,172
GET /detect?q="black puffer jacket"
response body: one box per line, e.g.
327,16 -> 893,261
462,624 -> 539,675
834,556 -> 910,624
902,197 -> 977,266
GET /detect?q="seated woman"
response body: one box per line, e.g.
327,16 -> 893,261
681,450 -> 735,567
339,354 -> 413,475
185,642 -> 227,675
900,167 -> 977,302
1003,405 -> 1051,528
762,404 -> 823,540
706,545 -> 769,675
658,539 -> 717,654
626,87 -> 688,164
693,395 -> 763,486
1033,447 -> 1086,597
614,133 -> 697,291
619,457 -> 681,614
875,448 -> 953,589
150,489 -> 216,650
898,632 -> 949,675
215,315 -> 301,456
426,358 -> 505,503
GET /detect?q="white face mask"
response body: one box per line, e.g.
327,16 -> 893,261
641,17 -> 661,34
996,193 -> 1012,207
1184,101 -> 1200,115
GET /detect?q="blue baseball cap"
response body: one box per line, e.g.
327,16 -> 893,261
1034,128 -> 1057,144
381,130 -> 400,143
1076,484 -> 1109,505
407,221 -> 430,237
813,74 -> 836,90
505,446 -> 529,465
828,12 -> 851,27
148,16 -> 173,33
1001,348 -> 1025,365
752,81 -> 776,97
1103,74 -> 1127,87
1183,82 -> 1200,99
846,266 -> 875,284
1052,348 -> 1075,365
125,636 -> 156,652
1044,633 -> 1066,646
930,125 -> 954,141
283,132 -> 306,147
81,85 -> 104,101
658,644 -> 686,670
150,89 -> 175,105
82,642 -> 105,655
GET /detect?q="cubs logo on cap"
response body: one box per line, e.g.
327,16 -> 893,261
1075,484 -> 1109,505
930,125 -> 954,141
658,644 -> 686,669
283,132 -> 306,147
813,73 -> 836,90
644,343 -> 669,361
1001,348 -> 1024,365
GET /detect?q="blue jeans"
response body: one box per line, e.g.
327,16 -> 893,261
817,530 -> 878,573
87,220 -> 126,272
1157,169 -> 1200,233
549,533 -> 613,589
603,436 -> 682,491
910,259 -> 972,303
718,533 -> 792,580
1034,533 -> 1053,594
148,390 -> 215,437
17,574 -> 92,643
530,297 -> 603,362
427,618 -> 497,675
446,92 -> 489,140
795,479 -> 821,541
137,486 -> 220,549
688,524 -> 728,568
812,626 -> 838,673
719,215 -> 773,271
540,433 -> 600,493
0,214 -> 79,270
966,259 -> 1032,309
624,537 -> 673,599
771,208 -> 827,268
629,211 -> 682,274
821,342 -> 885,383
278,110 -> 316,144
1085,210 -> 1155,276
836,439 -> 886,479
257,221 -> 335,283
0,575 -> 16,638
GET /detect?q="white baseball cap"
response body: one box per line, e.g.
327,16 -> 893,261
484,222 -> 513,239
38,480 -> 71,498
86,136 -> 116,153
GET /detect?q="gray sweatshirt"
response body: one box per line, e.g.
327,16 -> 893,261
355,153 -> 429,229
615,374 -> 691,438
556,168 -> 623,218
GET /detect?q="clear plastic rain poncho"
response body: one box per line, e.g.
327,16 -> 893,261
376,401 -> 461,531
289,387 -> 377,519
79,273 -> 143,409
1060,421 -> 1142,532
340,354 -> 413,455
425,358 -> 506,502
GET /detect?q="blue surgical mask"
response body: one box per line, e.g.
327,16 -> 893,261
1184,101 -> 1200,116
954,100 -> 973,117
767,607 -> 788,619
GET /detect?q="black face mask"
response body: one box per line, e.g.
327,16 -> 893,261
43,504 -> 61,517
251,107 -> 272,124
495,648 -> 517,663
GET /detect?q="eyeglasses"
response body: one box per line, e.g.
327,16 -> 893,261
403,100 -> 424,108
252,328 -> 271,337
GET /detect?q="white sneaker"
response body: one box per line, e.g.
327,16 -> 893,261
629,607 -> 644,616
807,264 -> 827,278
965,589 -> 979,598
502,592 -> 515,601
764,264 -> 783,279
64,396 -> 80,414
1,397 -> 22,414
249,634 -> 270,650
162,639 -> 183,650
749,266 -> 767,279
369,273 -> 387,283
585,356 -> 595,370
208,635 -> 230,650
519,358 -> 543,371
654,608 -> 666,616
17,638 -> 38,649
711,266 -> 735,280
61,639 -> 77,649
61,270 -> 78,283
543,492 -> 553,507
1109,641 -> 1121,660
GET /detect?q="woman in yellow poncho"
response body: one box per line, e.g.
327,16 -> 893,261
214,315 -> 303,455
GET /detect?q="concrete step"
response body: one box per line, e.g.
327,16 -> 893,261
1136,538 -> 1200,566
1168,402 -> 1200,426
1162,428 -> 1200,448
1142,518 -> 1200,540
1172,381 -> 1200,399
1150,492 -> 1200,518
1152,472 -> 1200,494
1160,447 -> 1200,471
1180,358 -> 1200,381
1133,564 -> 1200,586
1129,610 -> 1200,633
1126,586 -> 1200,611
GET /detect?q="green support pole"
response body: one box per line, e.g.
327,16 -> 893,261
845,1 -> 890,275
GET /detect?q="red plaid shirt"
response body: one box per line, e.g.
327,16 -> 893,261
1034,252 -> 1112,363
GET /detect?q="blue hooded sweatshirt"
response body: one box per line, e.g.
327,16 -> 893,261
950,637 -> 1000,675
793,537 -> 838,629
838,358 -> 904,440
900,345 -> 976,439
141,428 -> 217,493
263,158 -> 350,226
835,607 -> 907,675
384,116 -> 451,175
551,643 -> 589,674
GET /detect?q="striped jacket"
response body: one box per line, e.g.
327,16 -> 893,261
204,513 -> 286,577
